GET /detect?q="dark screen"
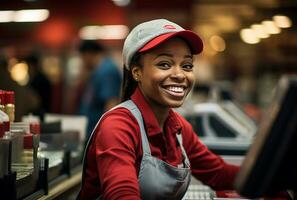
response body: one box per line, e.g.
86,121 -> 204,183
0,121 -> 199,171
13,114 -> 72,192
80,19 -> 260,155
235,75 -> 297,198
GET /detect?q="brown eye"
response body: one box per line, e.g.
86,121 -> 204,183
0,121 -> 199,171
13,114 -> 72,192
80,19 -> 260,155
157,62 -> 171,69
182,64 -> 194,71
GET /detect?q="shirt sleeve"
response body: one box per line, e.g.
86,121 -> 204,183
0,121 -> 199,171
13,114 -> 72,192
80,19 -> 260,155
178,115 -> 240,190
94,110 -> 141,200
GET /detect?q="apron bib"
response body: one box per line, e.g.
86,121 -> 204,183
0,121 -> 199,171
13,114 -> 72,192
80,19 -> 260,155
79,100 -> 191,200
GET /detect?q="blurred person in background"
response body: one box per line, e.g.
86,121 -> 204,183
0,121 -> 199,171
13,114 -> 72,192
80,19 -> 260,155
0,54 -> 40,121
24,53 -> 52,120
77,40 -> 122,142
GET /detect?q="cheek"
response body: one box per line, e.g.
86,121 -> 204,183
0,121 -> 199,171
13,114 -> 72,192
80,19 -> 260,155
187,72 -> 195,86
143,74 -> 162,89
141,67 -> 164,83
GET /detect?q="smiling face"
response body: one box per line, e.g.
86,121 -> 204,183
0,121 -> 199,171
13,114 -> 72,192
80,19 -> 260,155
132,37 -> 195,111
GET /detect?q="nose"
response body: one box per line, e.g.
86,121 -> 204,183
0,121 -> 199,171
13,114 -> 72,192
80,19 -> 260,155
171,66 -> 185,81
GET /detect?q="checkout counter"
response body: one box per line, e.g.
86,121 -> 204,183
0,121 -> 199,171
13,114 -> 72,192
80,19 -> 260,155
0,116 -> 85,200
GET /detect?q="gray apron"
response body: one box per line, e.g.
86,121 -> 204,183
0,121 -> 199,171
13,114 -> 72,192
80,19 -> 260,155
79,100 -> 191,200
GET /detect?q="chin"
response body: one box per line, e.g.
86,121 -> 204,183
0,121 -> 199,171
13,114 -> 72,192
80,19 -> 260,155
167,100 -> 184,108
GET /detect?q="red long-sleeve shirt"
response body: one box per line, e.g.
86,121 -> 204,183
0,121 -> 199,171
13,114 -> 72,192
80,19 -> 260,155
79,87 -> 239,200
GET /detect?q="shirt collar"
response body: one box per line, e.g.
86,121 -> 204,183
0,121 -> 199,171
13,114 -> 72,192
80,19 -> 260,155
130,87 -> 182,136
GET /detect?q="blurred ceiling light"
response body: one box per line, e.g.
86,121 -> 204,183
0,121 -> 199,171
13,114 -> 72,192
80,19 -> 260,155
79,25 -> 129,40
79,26 -> 99,40
0,9 -> 49,23
251,24 -> 269,39
204,46 -> 218,57
0,11 -> 14,23
213,15 -> 240,32
14,9 -> 49,22
9,62 -> 29,86
194,24 -> 218,38
209,35 -> 226,52
240,28 -> 260,44
273,15 -> 292,28
262,20 -> 281,34
112,0 -> 131,6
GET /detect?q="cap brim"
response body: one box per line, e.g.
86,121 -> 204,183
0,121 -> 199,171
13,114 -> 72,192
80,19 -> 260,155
139,30 -> 203,54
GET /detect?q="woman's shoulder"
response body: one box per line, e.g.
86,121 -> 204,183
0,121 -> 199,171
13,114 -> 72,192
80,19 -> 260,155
93,106 -> 141,146
100,106 -> 138,127
95,106 -> 141,138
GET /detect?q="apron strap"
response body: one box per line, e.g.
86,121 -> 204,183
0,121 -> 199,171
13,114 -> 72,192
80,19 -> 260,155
176,133 -> 190,167
119,100 -> 151,155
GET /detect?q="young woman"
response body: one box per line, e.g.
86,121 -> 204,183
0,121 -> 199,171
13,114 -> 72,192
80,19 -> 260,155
78,19 -> 239,200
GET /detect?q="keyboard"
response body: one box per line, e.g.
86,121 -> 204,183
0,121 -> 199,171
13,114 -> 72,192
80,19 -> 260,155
183,184 -> 216,200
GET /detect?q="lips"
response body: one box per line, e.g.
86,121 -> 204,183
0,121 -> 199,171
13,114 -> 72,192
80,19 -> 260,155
163,85 -> 186,97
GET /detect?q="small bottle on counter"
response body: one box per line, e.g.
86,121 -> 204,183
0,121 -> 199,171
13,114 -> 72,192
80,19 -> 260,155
0,90 -> 10,132
4,90 -> 15,122
0,106 -> 10,133
22,133 -> 40,172
0,90 -> 5,111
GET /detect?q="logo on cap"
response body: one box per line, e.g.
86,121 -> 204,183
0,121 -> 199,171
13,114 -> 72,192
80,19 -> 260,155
163,24 -> 176,30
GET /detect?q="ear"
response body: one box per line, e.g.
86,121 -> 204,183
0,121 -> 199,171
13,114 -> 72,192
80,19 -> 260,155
131,65 -> 142,82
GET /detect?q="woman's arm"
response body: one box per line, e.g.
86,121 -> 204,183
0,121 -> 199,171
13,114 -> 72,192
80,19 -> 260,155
95,109 -> 142,200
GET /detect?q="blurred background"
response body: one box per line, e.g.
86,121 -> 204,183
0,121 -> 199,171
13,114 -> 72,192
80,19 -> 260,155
0,0 -> 296,122
0,1 -> 296,198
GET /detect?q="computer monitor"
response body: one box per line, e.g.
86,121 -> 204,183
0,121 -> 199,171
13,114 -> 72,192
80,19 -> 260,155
234,75 -> 297,198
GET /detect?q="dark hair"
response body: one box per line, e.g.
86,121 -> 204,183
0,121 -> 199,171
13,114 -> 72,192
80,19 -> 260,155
121,53 -> 142,102
78,40 -> 105,53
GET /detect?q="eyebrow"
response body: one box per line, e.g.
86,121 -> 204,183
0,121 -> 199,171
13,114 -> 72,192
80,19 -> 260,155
155,53 -> 193,59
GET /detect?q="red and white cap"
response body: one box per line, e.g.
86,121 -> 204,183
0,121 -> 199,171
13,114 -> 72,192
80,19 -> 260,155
123,19 -> 203,70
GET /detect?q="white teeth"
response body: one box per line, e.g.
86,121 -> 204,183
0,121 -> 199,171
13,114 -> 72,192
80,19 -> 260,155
167,86 -> 184,93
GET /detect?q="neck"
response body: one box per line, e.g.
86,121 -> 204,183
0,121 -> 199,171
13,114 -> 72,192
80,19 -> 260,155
137,87 -> 169,130
150,102 -> 169,130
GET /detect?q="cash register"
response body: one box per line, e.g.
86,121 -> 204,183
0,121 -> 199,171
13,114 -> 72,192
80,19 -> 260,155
235,75 -> 297,199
